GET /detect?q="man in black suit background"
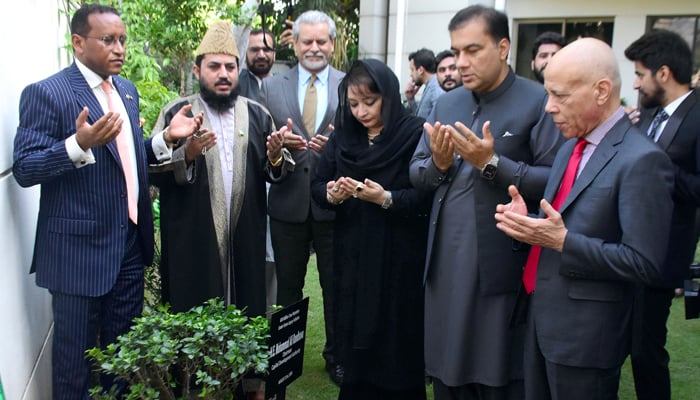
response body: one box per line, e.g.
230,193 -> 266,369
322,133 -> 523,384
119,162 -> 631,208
495,37 -> 675,400
624,30 -> 700,400
239,28 -> 276,102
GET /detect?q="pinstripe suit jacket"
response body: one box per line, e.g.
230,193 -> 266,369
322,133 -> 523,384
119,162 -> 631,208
13,63 -> 155,297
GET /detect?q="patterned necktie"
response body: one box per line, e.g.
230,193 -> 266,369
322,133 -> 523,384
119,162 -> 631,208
647,109 -> 669,141
302,74 -> 317,135
522,138 -> 588,294
101,80 -> 138,224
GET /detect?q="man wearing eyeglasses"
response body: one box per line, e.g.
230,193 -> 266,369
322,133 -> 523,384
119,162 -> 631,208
12,4 -> 202,399
239,28 -> 277,102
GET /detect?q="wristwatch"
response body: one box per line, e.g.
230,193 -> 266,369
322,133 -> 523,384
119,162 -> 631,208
381,191 -> 393,209
480,154 -> 499,180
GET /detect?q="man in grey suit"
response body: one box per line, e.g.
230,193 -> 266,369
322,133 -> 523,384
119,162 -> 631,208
409,5 -> 562,399
495,38 -> 675,400
260,9 -> 345,384
625,30 -> 700,400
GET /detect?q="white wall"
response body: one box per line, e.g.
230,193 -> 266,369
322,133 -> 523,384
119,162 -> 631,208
507,0 -> 699,113
0,0 -> 62,398
360,0 -> 698,103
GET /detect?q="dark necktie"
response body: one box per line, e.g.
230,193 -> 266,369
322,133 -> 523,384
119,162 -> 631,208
522,138 -> 588,294
647,109 -> 669,141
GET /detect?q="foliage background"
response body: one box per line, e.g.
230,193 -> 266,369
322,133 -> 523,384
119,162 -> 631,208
62,0 -> 359,134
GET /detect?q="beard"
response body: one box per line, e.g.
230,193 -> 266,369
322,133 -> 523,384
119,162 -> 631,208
247,57 -> 273,77
441,77 -> 459,91
300,51 -> 329,72
533,66 -> 545,84
199,77 -> 240,110
639,81 -> 665,109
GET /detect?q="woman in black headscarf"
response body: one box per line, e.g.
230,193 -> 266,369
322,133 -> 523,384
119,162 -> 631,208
311,59 -> 431,399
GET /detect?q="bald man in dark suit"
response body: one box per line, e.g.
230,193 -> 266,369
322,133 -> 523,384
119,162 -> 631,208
495,38 -> 674,400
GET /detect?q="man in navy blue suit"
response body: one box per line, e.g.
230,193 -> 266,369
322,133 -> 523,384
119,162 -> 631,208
12,4 -> 202,399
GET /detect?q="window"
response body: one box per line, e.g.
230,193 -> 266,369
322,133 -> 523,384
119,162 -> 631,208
647,16 -> 700,86
514,18 -> 614,82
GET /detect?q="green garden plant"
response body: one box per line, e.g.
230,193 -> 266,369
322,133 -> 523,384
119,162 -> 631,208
86,299 -> 270,399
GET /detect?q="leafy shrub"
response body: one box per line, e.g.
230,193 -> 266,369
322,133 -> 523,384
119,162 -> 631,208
87,299 -> 269,399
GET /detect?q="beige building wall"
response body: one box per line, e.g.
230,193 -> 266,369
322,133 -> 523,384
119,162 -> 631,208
359,0 -> 698,103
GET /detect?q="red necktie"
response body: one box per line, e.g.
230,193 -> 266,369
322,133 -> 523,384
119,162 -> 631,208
101,80 -> 138,224
522,138 -> 587,293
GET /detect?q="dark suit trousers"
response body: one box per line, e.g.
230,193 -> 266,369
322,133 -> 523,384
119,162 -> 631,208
432,377 -> 523,400
270,217 -> 334,361
524,315 -> 621,400
51,223 -> 144,400
631,286 -> 674,400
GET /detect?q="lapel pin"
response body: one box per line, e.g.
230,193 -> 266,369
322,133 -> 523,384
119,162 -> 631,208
126,94 -> 133,100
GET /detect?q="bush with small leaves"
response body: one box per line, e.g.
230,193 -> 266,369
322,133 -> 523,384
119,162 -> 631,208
87,298 -> 269,399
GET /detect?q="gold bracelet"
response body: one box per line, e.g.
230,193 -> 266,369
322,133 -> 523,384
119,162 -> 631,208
269,154 -> 283,167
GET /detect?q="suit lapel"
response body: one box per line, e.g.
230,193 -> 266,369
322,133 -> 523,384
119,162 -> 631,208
112,77 -> 149,191
113,77 -> 141,136
67,65 -> 120,163
318,68 -> 341,134
282,67 -> 308,137
657,90 -> 697,150
558,121 -> 625,213
544,139 -> 574,206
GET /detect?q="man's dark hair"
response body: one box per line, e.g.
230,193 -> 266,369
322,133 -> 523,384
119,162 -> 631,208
435,50 -> 455,66
408,48 -> 437,73
250,29 -> 277,50
531,31 -> 565,60
448,5 -> 509,44
71,3 -> 120,36
625,29 -> 693,85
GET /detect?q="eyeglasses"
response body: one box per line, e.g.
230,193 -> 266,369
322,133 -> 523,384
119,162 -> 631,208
80,34 -> 127,48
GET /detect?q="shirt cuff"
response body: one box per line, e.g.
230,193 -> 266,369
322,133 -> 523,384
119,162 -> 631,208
152,129 -> 173,161
65,134 -> 95,168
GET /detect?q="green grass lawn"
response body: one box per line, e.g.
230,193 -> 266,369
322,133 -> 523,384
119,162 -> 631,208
285,255 -> 699,399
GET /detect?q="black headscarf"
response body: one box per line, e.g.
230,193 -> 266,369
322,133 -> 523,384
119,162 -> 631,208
331,59 -> 426,350
333,58 -> 425,180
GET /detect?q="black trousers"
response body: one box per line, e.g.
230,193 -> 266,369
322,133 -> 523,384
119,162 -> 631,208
631,286 -> 674,400
270,217 -> 334,362
432,377 -> 523,400
340,382 -> 426,400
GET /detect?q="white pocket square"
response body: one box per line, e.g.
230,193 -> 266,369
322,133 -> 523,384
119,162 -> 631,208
502,131 -> 515,137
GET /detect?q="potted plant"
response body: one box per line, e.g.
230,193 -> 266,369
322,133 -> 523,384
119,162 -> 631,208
87,298 -> 269,399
